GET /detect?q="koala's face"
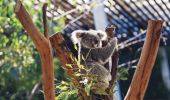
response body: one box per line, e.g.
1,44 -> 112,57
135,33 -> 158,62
72,30 -> 106,48
81,33 -> 102,48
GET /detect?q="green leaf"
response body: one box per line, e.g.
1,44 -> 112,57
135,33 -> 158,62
84,81 -> 92,96
118,67 -> 129,81
66,64 -> 73,68
61,81 -> 69,85
56,85 -> 69,91
22,35 -> 27,41
120,77 -> 128,80
74,45 -> 78,51
69,53 -> 75,61
56,89 -> 78,100
81,55 -> 85,61
74,57 -> 79,64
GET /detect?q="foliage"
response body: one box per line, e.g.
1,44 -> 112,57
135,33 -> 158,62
0,0 -> 41,99
55,45 -> 123,99
55,49 -> 92,99
55,81 -> 78,100
117,67 -> 129,81
0,0 -> 65,99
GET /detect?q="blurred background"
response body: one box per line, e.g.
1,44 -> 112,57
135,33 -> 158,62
0,0 -> 170,100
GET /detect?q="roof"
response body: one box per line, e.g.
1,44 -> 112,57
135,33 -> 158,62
50,0 -> 169,45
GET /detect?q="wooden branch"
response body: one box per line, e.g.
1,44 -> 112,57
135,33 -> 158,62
15,1 -> 55,100
110,50 -> 119,84
29,79 -> 42,100
42,3 -> 49,39
124,20 -> 164,100
105,25 -> 119,100
15,0 -> 47,53
49,33 -> 90,100
49,33 -> 76,76
105,25 -> 119,85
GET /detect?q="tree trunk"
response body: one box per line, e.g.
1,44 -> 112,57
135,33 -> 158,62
15,1 -> 55,100
124,20 -> 164,100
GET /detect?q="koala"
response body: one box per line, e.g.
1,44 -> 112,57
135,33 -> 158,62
71,30 -> 117,95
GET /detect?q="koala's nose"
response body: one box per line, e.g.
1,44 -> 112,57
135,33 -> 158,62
95,43 -> 100,47
94,40 -> 98,44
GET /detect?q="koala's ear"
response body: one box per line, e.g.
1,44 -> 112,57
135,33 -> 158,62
97,33 -> 104,39
71,30 -> 85,44
76,32 -> 85,38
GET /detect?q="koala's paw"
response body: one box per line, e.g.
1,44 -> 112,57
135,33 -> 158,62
107,72 -> 112,81
110,37 -> 117,44
92,81 -> 109,95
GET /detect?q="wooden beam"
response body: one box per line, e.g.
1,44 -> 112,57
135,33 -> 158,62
124,20 -> 164,100
115,0 -> 145,28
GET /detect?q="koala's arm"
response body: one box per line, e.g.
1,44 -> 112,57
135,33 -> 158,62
91,38 -> 117,64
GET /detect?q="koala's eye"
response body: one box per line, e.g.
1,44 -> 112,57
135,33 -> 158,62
84,39 -> 89,42
89,39 -> 93,41
94,40 -> 98,44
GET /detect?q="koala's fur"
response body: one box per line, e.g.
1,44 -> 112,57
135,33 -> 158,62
71,30 -> 117,94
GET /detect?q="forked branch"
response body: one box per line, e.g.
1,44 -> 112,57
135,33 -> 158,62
124,20 -> 164,100
15,1 -> 55,100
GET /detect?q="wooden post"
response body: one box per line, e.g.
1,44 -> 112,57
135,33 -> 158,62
15,1 -> 55,100
124,20 -> 164,100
